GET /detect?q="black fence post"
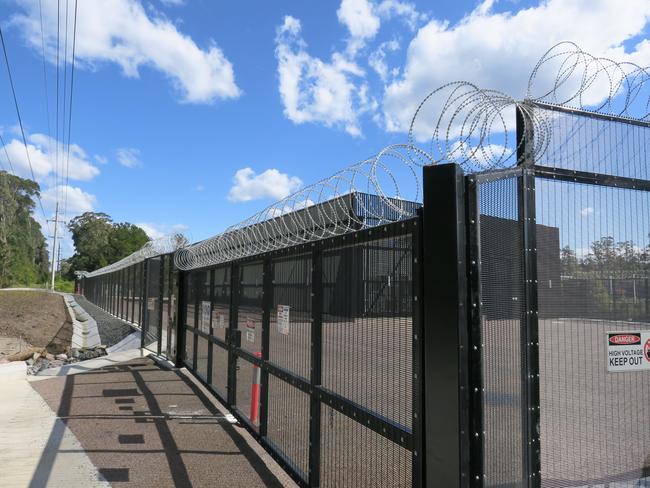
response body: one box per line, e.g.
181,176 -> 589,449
259,259 -> 273,437
158,258 -> 165,356
466,175 -> 484,488
519,168 -> 541,487
309,245 -> 323,487
141,259 -> 148,350
518,106 -> 542,488
422,163 -> 470,488
228,263 -> 240,406
207,269 -> 215,384
412,212 -> 425,488
175,269 -> 186,368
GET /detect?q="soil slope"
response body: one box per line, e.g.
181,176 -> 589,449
0,290 -> 72,354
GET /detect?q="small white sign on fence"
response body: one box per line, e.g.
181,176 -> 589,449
607,331 -> 650,372
201,301 -> 211,333
246,320 -> 256,343
277,305 -> 290,335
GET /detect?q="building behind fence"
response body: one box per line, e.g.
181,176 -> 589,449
76,43 -> 650,488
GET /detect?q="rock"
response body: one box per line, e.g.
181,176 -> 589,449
32,352 -> 41,361
55,353 -> 68,360
45,353 -> 55,361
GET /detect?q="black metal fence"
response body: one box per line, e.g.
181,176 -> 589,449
77,102 -> 650,488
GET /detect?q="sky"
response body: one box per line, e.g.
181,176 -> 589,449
1,0 -> 650,262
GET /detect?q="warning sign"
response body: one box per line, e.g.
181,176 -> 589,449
607,332 -> 650,372
277,305 -> 290,335
246,320 -> 256,343
216,314 -> 225,329
200,301 -> 211,333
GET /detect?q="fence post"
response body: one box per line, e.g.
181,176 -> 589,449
518,106 -> 541,488
141,259 -> 148,350
259,259 -> 273,436
174,268 -> 186,368
422,163 -> 470,488
309,245 -> 323,487
227,263 -> 240,406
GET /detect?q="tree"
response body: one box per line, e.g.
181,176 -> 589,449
66,212 -> 149,277
0,171 -> 49,287
560,245 -> 578,277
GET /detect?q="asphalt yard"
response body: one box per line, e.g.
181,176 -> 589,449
29,357 -> 296,488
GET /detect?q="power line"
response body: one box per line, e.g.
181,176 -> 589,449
0,23 -> 50,227
63,0 -> 79,223
55,0 -> 60,209
0,133 -> 15,175
37,0 -> 54,165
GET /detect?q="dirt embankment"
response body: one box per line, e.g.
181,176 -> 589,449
0,290 -> 72,355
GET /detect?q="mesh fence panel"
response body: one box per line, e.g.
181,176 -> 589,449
320,404 -> 411,487
533,105 -> 650,180
270,254 -> 311,379
477,175 -> 525,488
536,177 -> 650,487
211,266 -> 230,343
145,258 -> 161,349
322,228 -> 413,429
210,342 -> 228,399
266,375 -> 310,479
160,256 -> 169,355
235,356 -> 258,431
238,263 -> 264,356
196,336 -> 209,381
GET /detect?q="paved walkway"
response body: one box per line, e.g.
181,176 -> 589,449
28,356 -> 295,488
0,361 -> 109,488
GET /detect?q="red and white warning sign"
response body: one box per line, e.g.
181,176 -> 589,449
607,332 -> 650,372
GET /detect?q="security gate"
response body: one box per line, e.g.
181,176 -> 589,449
179,218 -> 423,487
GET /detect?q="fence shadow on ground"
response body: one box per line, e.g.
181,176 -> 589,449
28,358 -> 287,488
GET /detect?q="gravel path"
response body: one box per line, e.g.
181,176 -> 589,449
74,295 -> 135,347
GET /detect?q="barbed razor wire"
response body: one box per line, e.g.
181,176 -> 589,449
76,233 -> 188,278
77,42 -> 650,273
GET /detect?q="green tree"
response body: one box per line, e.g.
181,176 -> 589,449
0,171 -> 49,287
66,212 -> 149,277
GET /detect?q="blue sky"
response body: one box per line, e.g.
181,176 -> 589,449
1,0 -> 650,260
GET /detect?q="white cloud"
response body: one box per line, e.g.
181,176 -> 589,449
275,15 -> 376,136
368,39 -> 400,81
116,148 -> 142,168
13,0 -> 240,103
194,184 -> 205,192
0,133 -> 99,181
160,0 -> 185,6
581,207 -> 594,216
136,222 -> 189,240
42,185 -> 96,214
376,0 -> 425,30
337,0 -> 381,40
337,0 -> 424,41
383,0 -> 650,135
94,155 -> 108,165
228,167 -> 303,202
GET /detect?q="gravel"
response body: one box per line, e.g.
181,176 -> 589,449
73,295 -> 136,347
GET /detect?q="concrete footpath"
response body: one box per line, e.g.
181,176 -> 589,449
0,361 -> 110,488
0,354 -> 296,488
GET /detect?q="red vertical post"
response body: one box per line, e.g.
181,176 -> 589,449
249,351 -> 262,424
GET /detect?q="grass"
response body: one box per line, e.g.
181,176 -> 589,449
4,279 -> 75,293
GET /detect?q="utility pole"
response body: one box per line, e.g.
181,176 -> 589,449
48,202 -> 62,291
